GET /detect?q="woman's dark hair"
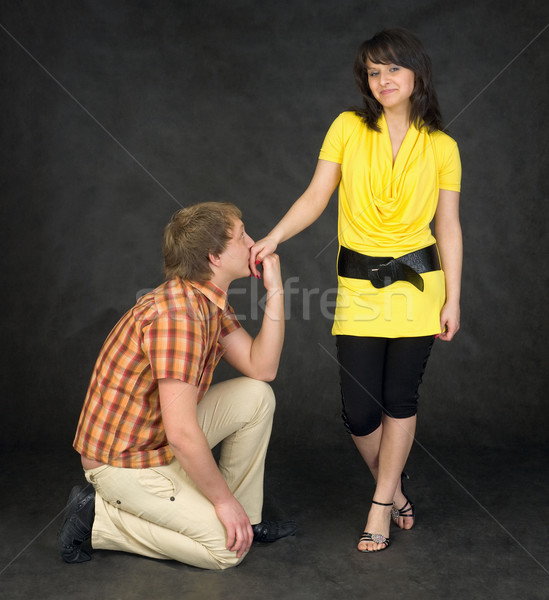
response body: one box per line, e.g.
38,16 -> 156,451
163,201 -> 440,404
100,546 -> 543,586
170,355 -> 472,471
353,28 -> 444,133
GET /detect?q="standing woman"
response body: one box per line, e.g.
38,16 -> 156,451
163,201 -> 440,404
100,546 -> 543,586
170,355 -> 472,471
250,28 -> 462,552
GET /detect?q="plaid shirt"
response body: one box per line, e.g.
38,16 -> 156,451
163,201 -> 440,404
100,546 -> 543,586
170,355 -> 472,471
73,278 -> 241,468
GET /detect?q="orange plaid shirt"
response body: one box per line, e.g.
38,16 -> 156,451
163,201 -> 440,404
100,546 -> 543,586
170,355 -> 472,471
73,278 -> 241,468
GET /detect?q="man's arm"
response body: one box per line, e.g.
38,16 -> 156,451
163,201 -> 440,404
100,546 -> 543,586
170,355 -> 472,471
158,378 -> 253,558
221,253 -> 284,381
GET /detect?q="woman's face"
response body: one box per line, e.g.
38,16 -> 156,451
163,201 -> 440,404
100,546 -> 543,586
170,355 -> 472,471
365,59 -> 415,113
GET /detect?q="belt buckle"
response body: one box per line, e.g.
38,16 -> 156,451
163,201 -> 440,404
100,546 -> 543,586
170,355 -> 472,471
368,261 -> 394,289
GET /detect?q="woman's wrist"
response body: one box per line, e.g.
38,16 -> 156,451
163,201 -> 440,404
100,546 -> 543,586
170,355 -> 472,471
267,230 -> 283,246
444,296 -> 460,307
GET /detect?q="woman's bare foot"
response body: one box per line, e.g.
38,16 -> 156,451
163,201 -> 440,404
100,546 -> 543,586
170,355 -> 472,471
357,501 -> 392,552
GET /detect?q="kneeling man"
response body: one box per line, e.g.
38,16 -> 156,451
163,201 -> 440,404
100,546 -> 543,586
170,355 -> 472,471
58,202 -> 295,569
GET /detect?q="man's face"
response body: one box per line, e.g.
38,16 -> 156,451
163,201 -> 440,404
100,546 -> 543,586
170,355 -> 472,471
217,219 -> 255,280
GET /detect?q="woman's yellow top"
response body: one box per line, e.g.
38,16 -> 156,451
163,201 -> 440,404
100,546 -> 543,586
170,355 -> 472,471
319,111 -> 461,338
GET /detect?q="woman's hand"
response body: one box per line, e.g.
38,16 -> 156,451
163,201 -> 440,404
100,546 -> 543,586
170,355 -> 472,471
438,301 -> 460,341
249,236 -> 279,277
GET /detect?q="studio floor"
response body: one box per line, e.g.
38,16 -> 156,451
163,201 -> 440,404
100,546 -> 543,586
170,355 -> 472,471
1,441 -> 547,600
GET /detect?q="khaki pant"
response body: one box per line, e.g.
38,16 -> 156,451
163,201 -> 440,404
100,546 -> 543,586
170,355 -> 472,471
84,377 -> 275,570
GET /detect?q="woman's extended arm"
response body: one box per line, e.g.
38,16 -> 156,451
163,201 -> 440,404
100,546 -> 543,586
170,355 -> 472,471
249,159 -> 341,276
434,189 -> 462,341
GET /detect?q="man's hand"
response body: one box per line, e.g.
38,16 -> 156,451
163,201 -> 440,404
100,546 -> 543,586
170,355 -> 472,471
221,252 -> 284,380
214,497 -> 254,558
249,237 -> 278,278
260,253 -> 283,294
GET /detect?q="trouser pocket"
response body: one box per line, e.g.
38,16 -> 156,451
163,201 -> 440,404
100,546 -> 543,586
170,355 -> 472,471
137,467 -> 178,499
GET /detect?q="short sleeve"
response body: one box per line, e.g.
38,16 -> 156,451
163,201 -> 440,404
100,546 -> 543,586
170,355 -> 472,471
141,312 -> 203,386
220,303 -> 241,338
319,113 -> 346,164
437,135 -> 462,192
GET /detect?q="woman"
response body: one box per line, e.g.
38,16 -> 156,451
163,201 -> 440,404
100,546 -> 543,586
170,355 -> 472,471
250,28 -> 462,552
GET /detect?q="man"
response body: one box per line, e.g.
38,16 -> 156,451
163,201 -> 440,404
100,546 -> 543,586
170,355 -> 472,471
58,202 -> 296,570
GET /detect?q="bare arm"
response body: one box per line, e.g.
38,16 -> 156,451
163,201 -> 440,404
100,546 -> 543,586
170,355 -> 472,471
434,189 -> 462,341
158,379 -> 253,558
221,253 -> 284,380
250,159 -> 341,276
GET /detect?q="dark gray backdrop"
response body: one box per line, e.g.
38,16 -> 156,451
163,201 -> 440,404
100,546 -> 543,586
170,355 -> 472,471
1,0 -> 548,453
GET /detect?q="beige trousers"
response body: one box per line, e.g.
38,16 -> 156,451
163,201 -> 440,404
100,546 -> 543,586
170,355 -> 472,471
84,377 -> 275,570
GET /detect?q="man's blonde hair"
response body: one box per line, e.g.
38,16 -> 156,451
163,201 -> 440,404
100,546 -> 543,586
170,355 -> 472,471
163,202 -> 242,282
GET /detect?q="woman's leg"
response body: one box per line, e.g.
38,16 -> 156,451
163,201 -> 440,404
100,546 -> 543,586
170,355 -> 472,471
337,335 -> 410,530
351,428 -> 382,477
336,336 -> 391,550
352,427 -> 409,515
357,414 -> 416,550
383,335 -> 435,530
336,335 -> 386,439
336,334 -> 385,481
354,335 -> 434,551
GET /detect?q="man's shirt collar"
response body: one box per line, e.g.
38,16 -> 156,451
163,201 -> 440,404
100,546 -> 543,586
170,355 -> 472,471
188,279 -> 228,310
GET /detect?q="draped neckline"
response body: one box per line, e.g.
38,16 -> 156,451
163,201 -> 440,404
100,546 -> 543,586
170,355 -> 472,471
378,112 -> 419,170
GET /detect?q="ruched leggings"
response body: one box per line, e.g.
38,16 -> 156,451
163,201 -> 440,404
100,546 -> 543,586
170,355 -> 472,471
336,335 -> 435,436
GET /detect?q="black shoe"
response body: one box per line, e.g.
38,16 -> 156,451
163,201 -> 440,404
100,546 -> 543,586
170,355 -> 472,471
252,520 -> 297,543
58,485 -> 96,563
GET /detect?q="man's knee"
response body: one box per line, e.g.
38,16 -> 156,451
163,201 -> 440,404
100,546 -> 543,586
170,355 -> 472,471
209,552 -> 246,570
254,379 -> 276,414
238,377 -> 276,418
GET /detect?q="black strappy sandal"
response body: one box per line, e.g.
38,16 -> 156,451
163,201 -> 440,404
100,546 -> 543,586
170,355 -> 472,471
358,500 -> 392,553
391,472 -> 415,528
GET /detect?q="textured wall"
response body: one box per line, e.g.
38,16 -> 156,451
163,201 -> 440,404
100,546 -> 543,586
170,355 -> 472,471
1,0 -> 548,450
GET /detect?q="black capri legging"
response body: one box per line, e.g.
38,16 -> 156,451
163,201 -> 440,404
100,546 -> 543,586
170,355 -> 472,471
336,335 -> 435,437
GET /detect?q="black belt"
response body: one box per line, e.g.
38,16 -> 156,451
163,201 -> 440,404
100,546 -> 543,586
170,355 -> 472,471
337,244 -> 441,292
